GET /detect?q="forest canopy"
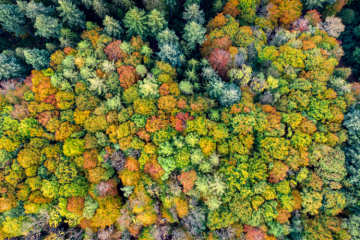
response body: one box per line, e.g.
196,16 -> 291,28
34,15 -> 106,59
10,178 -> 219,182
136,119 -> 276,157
0,0 -> 360,239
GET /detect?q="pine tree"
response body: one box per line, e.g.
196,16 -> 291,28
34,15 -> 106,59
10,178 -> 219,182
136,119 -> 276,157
183,4 -> 205,25
183,21 -> 206,50
57,0 -> 86,29
0,4 -> 26,37
34,15 -> 62,39
123,7 -> 148,38
103,15 -> 124,39
23,48 -> 50,70
147,9 -> 167,36
17,0 -> 55,22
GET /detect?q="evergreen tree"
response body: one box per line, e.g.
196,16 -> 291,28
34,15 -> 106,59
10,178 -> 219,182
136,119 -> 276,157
23,48 -> 50,70
124,7 -> 148,38
183,4 -> 205,25
34,15 -> 62,39
157,43 -> 183,67
57,0 -> 86,29
103,15 -> 124,39
183,21 -> 206,50
156,28 -> 179,46
0,4 -> 26,37
147,9 -> 167,36
59,28 -> 77,48
17,0 -> 55,22
92,0 -> 109,18
0,53 -> 23,80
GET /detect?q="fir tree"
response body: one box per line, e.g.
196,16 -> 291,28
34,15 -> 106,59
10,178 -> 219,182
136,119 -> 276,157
103,15 -> 123,39
156,28 -> 179,46
57,0 -> 86,29
183,21 -> 206,50
123,7 -> 148,38
34,15 -> 62,39
23,48 -> 50,70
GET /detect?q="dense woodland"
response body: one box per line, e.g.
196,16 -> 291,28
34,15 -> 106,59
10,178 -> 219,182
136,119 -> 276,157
0,0 -> 360,239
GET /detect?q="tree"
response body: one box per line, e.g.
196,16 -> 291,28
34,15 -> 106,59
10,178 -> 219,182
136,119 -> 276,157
183,4 -> 205,25
34,15 -> 62,39
103,15 -> 124,39
0,54 -> 23,80
17,0 -> 55,22
183,21 -> 206,50
123,7 -> 148,38
321,16 -> 345,38
157,44 -> 183,67
92,0 -> 109,18
147,9 -> 167,36
57,0 -> 86,29
23,48 -> 50,70
156,28 -> 179,46
0,4 -> 26,37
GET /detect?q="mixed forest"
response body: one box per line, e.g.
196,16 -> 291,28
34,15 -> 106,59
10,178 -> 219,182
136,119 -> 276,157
0,0 -> 360,239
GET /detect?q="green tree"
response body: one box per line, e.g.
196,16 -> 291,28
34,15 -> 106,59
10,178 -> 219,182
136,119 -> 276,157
23,48 -> 50,70
183,4 -> 205,25
147,9 -> 167,36
0,54 -> 23,80
92,0 -> 109,18
17,0 -> 55,22
0,4 -> 26,37
57,0 -> 86,29
103,15 -> 123,39
183,21 -> 206,50
34,15 -> 62,39
123,7 -> 148,38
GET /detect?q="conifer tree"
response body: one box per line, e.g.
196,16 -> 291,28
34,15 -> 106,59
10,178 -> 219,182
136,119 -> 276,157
23,48 -> 50,70
183,4 -> 205,25
183,21 -> 206,50
17,0 -> 55,22
57,0 -> 86,29
0,4 -> 26,37
147,9 -> 167,36
103,15 -> 124,39
123,7 -> 148,38
92,0 -> 109,18
0,53 -> 23,80
34,15 -> 62,39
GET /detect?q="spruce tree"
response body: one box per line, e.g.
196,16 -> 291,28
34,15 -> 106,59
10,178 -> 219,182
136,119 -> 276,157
103,15 -> 124,39
23,48 -> 50,70
34,15 -> 62,39
57,0 -> 86,29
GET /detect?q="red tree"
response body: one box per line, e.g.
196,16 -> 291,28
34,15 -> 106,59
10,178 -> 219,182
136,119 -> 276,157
207,48 -> 231,78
